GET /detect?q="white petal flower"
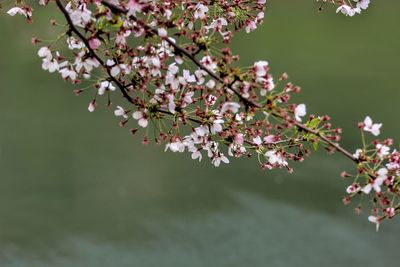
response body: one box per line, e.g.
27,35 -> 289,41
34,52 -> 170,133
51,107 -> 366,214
206,80 -> 216,89
157,28 -> 167,38
194,3 -> 208,20
195,125 -> 209,137
182,91 -> 194,106
67,37 -> 85,50
110,65 -> 121,77
168,63 -> 179,75
377,168 -> 388,179
98,81 -> 116,95
132,110 -> 148,128
191,150 -> 202,162
355,0 -> 370,10
294,104 -> 306,122
245,20 -> 257,33
362,184 -> 372,194
362,168 -> 387,194
254,61 -> 268,77
200,56 -> 217,73
212,153 -> 229,167
210,119 -> 224,134
221,102 -> 240,114
206,95 -> 217,106
42,58 -> 59,73
67,3 -> 92,27
368,215 -> 380,232
336,5 -> 361,16
59,67 -> 77,81
208,18 -> 228,32
114,106 -> 128,119
253,136 -> 262,145
7,7 -> 27,17
376,144 -> 390,159
363,116 -> 382,136
38,47 -> 52,59
166,94 -> 176,114
265,150 -> 288,167
165,140 -> 185,153
183,69 -> 196,83
127,0 -> 143,16
138,118 -> 148,128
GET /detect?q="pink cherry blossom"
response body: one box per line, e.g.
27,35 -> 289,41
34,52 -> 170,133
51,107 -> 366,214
132,111 -> 148,128
88,38 -> 101,50
363,116 -> 382,136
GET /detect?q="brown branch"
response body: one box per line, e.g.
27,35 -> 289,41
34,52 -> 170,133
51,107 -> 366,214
295,119 -> 358,162
271,112 -> 359,163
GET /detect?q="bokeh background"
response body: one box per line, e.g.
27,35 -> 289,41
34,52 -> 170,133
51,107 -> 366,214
0,1 -> 399,266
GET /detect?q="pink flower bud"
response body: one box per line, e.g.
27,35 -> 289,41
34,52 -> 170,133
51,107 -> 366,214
234,133 -> 244,145
88,101 -> 96,112
157,28 -> 167,38
89,38 -> 101,50
263,135 -> 276,144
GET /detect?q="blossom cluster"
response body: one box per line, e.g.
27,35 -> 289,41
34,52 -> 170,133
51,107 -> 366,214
4,0 -> 398,228
343,116 -> 399,231
317,0 -> 371,16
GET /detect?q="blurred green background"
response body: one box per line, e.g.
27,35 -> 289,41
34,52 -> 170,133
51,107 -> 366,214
0,1 -> 399,266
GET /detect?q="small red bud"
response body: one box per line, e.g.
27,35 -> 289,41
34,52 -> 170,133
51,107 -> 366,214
31,37 -> 40,45
342,196 -> 351,205
142,136 -> 149,145
73,89 -> 83,96
340,171 -> 350,178
385,138 -> 393,146
355,207 -> 362,215
280,72 -> 289,81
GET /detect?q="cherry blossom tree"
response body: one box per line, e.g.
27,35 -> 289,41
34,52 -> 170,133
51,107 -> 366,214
3,0 -> 399,230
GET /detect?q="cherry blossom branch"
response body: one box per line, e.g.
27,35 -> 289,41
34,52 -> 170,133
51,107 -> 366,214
6,0 -> 399,230
100,0 -> 359,164
54,0 -> 379,186
54,0 -> 311,151
53,4 -> 291,151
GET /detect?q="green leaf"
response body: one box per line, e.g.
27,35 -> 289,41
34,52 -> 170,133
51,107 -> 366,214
111,18 -> 123,28
313,142 -> 319,152
306,118 -> 320,129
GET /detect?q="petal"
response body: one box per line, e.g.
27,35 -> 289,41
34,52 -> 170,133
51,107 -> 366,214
138,118 -> 148,128
132,111 -> 142,120
364,116 -> 372,127
362,184 -> 372,194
